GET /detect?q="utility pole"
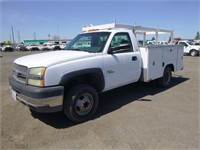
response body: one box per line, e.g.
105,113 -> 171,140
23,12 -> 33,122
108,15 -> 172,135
9,34 -> 12,42
11,26 -> 15,44
33,32 -> 36,40
17,30 -> 21,43
48,33 -> 51,40
58,24 -> 60,40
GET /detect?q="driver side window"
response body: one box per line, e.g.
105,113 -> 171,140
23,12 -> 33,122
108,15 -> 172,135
179,42 -> 188,47
109,32 -> 133,53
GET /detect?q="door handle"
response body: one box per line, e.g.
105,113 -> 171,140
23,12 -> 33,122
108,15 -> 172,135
132,56 -> 137,61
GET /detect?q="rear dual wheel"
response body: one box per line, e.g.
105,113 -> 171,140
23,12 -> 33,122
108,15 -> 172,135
158,66 -> 172,88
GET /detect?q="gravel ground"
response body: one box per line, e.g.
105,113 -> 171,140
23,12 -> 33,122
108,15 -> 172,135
0,51 -> 199,149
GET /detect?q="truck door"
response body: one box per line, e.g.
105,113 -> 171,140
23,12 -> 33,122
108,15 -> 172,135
179,42 -> 189,53
103,32 -> 141,90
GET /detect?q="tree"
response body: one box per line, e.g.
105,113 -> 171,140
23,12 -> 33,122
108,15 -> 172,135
151,37 -> 155,41
195,31 -> 200,40
3,41 -> 12,45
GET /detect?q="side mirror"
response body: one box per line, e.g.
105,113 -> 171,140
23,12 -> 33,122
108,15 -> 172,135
108,46 -> 121,54
108,43 -> 130,54
108,47 -> 115,54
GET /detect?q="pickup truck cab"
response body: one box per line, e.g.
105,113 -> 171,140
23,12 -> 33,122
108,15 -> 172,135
178,40 -> 200,56
9,23 -> 184,122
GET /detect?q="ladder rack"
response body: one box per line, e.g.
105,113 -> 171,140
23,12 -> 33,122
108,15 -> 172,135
82,23 -> 174,44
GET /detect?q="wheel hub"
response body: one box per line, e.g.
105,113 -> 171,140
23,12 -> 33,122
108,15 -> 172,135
75,93 -> 94,116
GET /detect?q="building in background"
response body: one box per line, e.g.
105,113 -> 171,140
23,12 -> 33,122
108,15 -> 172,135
23,39 -> 72,45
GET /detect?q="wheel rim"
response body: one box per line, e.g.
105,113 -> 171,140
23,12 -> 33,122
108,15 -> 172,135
75,93 -> 94,116
191,51 -> 196,56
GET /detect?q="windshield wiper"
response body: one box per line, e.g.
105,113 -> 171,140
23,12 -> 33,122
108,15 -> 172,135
71,48 -> 84,51
70,49 -> 91,53
65,48 -> 96,53
69,48 -> 83,51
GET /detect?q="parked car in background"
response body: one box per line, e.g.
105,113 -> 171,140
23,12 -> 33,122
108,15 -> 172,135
177,40 -> 200,56
16,44 -> 28,51
26,44 -> 40,51
146,41 -> 155,45
2,45 -> 14,52
60,43 -> 67,49
158,41 -> 168,45
41,43 -> 53,51
52,44 -> 61,50
194,40 -> 200,45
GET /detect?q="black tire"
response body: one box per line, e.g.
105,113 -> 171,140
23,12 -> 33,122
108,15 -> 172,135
189,50 -> 198,57
63,84 -> 99,123
157,66 -> 172,88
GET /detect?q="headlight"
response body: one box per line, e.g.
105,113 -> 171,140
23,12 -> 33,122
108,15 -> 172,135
28,67 -> 46,87
29,67 -> 46,76
28,79 -> 45,87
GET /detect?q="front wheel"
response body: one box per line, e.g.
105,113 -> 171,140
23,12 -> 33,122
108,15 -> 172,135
63,84 -> 99,123
190,50 -> 198,57
157,66 -> 172,88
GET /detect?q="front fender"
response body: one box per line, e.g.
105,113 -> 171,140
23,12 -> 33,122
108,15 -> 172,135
59,68 -> 105,92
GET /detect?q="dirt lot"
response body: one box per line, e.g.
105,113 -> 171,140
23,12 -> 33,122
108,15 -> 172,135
0,51 -> 199,149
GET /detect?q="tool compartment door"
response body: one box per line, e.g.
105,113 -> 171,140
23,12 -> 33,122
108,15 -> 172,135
140,46 -> 163,81
147,46 -> 163,81
162,45 -> 177,69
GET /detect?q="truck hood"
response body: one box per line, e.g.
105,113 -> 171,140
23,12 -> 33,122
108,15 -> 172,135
190,45 -> 200,49
14,50 -> 96,68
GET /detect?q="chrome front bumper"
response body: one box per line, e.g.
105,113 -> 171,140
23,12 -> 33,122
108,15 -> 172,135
9,76 -> 64,113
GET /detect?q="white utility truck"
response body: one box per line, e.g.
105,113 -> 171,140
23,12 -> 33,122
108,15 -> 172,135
177,40 -> 200,56
9,23 -> 183,122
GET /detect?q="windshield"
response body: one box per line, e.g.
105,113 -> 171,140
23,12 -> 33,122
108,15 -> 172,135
187,41 -> 195,45
64,32 -> 111,53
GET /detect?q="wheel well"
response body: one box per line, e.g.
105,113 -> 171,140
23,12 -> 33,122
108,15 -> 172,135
64,73 -> 104,93
166,64 -> 174,72
189,49 -> 197,52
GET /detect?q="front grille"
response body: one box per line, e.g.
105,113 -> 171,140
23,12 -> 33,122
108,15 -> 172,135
13,64 -> 28,73
13,63 -> 28,84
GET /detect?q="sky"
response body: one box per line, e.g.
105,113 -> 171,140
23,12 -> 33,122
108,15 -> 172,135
0,0 -> 199,43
